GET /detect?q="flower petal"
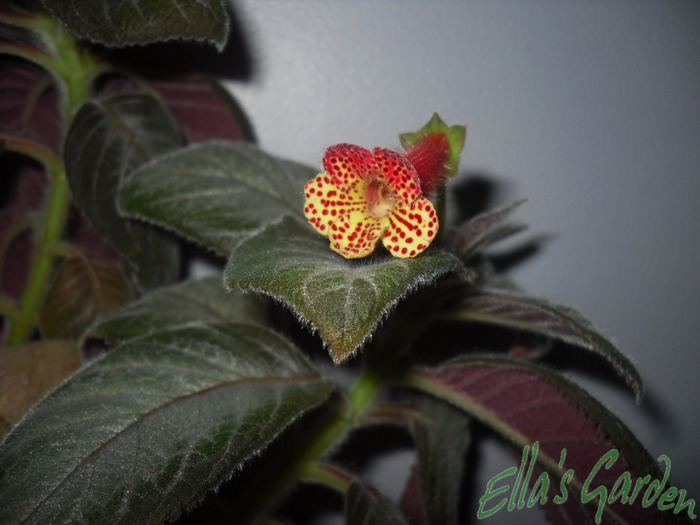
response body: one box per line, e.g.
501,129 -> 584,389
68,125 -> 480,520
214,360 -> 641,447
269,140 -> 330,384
304,173 -> 337,235
323,143 -> 376,190
373,147 -> 423,205
382,196 -> 438,258
329,205 -> 386,258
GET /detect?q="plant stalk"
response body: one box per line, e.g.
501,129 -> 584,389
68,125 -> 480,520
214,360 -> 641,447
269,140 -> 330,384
5,13 -> 97,346
233,368 -> 384,523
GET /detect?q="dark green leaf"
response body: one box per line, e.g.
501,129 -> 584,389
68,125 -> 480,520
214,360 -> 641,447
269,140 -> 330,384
452,198 -> 528,260
453,288 -> 643,401
405,356 -> 677,525
0,323 -> 334,525
120,142 -> 316,255
65,94 -> 184,290
346,479 -> 411,525
84,276 -> 267,345
400,395 -> 471,525
40,0 -> 229,50
224,217 -> 466,363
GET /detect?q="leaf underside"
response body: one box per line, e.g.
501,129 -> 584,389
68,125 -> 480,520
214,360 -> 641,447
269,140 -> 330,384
454,288 -> 644,401
407,356 -> 679,525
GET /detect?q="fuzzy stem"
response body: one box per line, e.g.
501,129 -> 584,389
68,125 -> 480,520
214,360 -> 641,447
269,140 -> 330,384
233,367 -> 384,523
7,168 -> 71,346
297,368 -> 383,465
5,13 -> 97,346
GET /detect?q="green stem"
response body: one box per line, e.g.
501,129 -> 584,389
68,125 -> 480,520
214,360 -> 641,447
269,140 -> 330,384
7,168 -> 71,346
5,13 -> 98,346
233,367 -> 384,523
296,368 -> 383,466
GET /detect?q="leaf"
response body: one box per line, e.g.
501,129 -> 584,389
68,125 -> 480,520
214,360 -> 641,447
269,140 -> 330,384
346,479 -> 411,525
224,217 -> 466,363
0,339 -> 80,438
120,142 -> 316,255
399,395 -> 471,525
0,164 -> 45,302
0,323 -> 334,525
148,76 -> 255,143
0,8 -> 55,66
38,255 -> 133,340
452,198 -> 528,260
0,60 -> 62,153
40,0 -> 230,50
405,356 -> 681,525
85,276 -> 267,345
453,288 -> 644,401
64,93 -> 184,290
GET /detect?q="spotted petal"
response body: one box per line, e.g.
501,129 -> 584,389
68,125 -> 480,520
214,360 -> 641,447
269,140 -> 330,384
372,147 -> 423,205
323,143 -> 376,190
382,196 -> 438,258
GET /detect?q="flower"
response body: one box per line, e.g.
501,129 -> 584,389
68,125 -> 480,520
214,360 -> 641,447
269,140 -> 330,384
400,113 -> 466,196
304,143 -> 438,259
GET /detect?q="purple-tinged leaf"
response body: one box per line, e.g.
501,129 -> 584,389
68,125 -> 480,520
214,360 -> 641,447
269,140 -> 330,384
405,356 -> 689,525
0,164 -> 46,302
38,255 -> 133,340
453,288 -> 643,401
97,74 -> 255,144
148,77 -> 254,143
452,198 -> 527,260
0,7 -> 54,61
0,338 -> 80,438
0,61 -> 62,153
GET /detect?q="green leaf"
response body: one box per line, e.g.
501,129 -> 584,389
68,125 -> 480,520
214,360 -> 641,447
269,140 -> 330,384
346,479 -> 411,525
452,288 -> 644,401
452,198 -> 528,260
65,94 -> 184,290
120,142 -> 316,255
40,0 -> 229,50
84,276 -> 267,345
0,323 -> 334,525
399,395 -> 471,525
405,356 -> 674,525
224,217 -> 466,363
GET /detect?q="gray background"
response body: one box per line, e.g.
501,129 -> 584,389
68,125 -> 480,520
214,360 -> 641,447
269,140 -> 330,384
222,1 -> 699,522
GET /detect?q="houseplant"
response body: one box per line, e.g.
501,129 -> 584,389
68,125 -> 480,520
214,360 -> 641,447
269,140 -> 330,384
0,2 -> 694,524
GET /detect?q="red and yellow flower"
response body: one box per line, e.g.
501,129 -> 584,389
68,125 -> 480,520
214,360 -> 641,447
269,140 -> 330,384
304,143 -> 438,259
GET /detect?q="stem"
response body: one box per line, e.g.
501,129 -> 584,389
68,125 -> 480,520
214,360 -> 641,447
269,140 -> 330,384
7,168 -> 71,346
5,13 -> 98,346
233,367 -> 384,523
297,368 -> 383,465
435,183 -> 447,245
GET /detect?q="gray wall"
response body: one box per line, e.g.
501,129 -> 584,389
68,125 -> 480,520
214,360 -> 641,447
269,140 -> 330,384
224,1 -> 700,521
